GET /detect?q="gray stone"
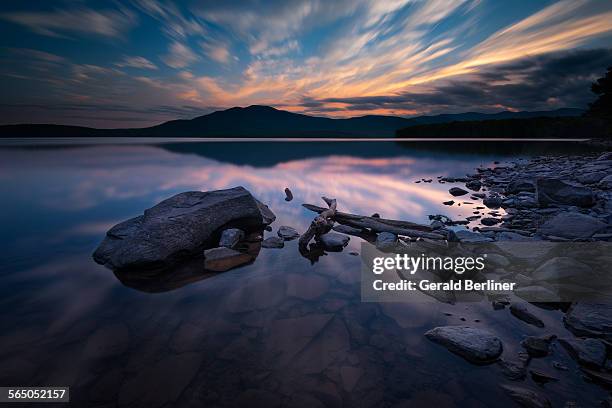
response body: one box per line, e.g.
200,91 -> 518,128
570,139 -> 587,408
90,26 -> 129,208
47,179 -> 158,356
539,212 -> 606,239
481,217 -> 500,226
449,187 -> 469,196
564,302 -> 612,338
597,152 -> 612,161
483,196 -> 503,209
514,286 -> 561,302
510,303 -> 545,328
506,179 -> 535,194
576,171 -> 607,184
376,232 -> 398,251
204,247 -> 252,272
532,257 -> 595,284
93,187 -> 274,271
425,326 -> 503,364
558,337 -> 606,367
318,233 -> 350,251
521,334 -> 555,357
448,229 -> 493,243
500,385 -> 551,408
497,359 -> 527,380
466,180 -> 482,191
261,237 -> 284,248
219,228 -> 244,248
277,226 -> 300,240
536,178 -> 594,207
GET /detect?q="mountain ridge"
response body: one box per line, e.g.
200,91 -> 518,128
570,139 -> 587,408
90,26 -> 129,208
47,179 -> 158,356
0,105 -> 584,137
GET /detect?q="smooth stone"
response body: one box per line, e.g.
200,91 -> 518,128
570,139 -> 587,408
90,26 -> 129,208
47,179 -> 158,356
443,200 -> 455,206
449,187 -> 469,196
93,186 -> 274,271
500,385 -> 551,408
483,196 -> 503,209
425,326 -> 503,364
481,217 -> 501,226
448,229 -> 493,243
277,226 -> 300,240
376,232 -> 398,251
514,286 -> 561,302
318,233 -> 350,251
506,179 -> 535,194
558,337 -> 606,367
576,171 -> 607,184
536,178 -> 594,207
497,359 -> 526,380
529,370 -> 558,384
521,334 -> 555,357
538,212 -> 607,239
510,303 -> 545,328
532,257 -> 595,284
466,180 -> 482,191
284,187 -> 293,201
581,368 -> 612,388
564,302 -> 612,338
204,247 -> 252,272
219,228 -> 245,248
261,237 -> 285,248
485,253 -> 510,267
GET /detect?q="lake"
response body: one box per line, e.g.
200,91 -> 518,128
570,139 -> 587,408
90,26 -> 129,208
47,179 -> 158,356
0,139 -> 606,407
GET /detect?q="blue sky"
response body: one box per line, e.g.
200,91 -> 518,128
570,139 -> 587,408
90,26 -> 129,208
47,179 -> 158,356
1,0 -> 611,127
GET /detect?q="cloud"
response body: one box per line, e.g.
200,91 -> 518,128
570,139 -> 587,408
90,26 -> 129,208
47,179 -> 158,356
201,42 -> 231,64
115,56 -> 158,70
305,48 -> 612,115
161,41 -> 198,68
133,0 -> 205,39
0,6 -> 137,39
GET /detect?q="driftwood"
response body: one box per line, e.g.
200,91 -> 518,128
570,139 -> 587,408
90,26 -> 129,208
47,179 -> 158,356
299,197 -> 337,249
303,203 -> 446,240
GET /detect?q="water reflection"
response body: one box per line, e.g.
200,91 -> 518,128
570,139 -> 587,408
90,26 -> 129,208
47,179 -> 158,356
0,141 -> 608,407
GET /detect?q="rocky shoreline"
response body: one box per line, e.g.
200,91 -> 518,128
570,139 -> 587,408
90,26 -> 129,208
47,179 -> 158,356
433,151 -> 612,243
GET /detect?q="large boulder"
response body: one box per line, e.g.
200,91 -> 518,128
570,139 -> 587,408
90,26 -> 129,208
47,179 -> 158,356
536,178 -> 594,207
425,326 -> 503,364
564,302 -> 612,339
93,186 -> 275,271
538,212 -> 606,239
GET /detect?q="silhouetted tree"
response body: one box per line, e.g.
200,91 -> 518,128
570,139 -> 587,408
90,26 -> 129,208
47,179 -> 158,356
586,66 -> 612,123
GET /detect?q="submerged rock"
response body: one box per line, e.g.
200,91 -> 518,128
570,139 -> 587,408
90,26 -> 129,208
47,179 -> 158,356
500,385 -> 551,408
425,326 -> 503,364
204,247 -> 253,272
262,237 -> 285,249
277,226 -> 300,240
93,187 -> 274,271
483,195 -> 503,209
538,212 -> 606,240
521,334 -> 555,357
558,337 -> 606,368
219,228 -> 245,249
318,233 -> 350,251
564,302 -> 612,338
536,178 -> 594,207
510,303 -> 545,328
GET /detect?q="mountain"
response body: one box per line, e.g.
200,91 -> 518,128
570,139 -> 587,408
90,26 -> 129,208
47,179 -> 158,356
0,105 -> 584,138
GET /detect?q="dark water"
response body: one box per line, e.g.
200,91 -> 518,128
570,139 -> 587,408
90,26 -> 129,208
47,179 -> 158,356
0,140 -> 607,407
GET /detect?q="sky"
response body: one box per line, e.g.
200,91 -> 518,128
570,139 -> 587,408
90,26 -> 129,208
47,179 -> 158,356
1,0 -> 612,128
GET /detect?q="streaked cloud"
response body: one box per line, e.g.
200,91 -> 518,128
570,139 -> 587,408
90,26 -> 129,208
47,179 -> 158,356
162,41 -> 197,68
0,6 -> 137,39
116,56 -> 158,70
1,0 -> 611,126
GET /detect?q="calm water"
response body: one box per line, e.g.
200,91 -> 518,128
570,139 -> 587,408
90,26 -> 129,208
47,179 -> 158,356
0,140 -> 606,407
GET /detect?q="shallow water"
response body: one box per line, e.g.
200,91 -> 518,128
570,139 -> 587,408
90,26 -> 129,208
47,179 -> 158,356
0,140 -> 607,407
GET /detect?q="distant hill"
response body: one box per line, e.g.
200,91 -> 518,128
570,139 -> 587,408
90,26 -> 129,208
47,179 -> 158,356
0,105 -> 585,138
396,116 -> 608,139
